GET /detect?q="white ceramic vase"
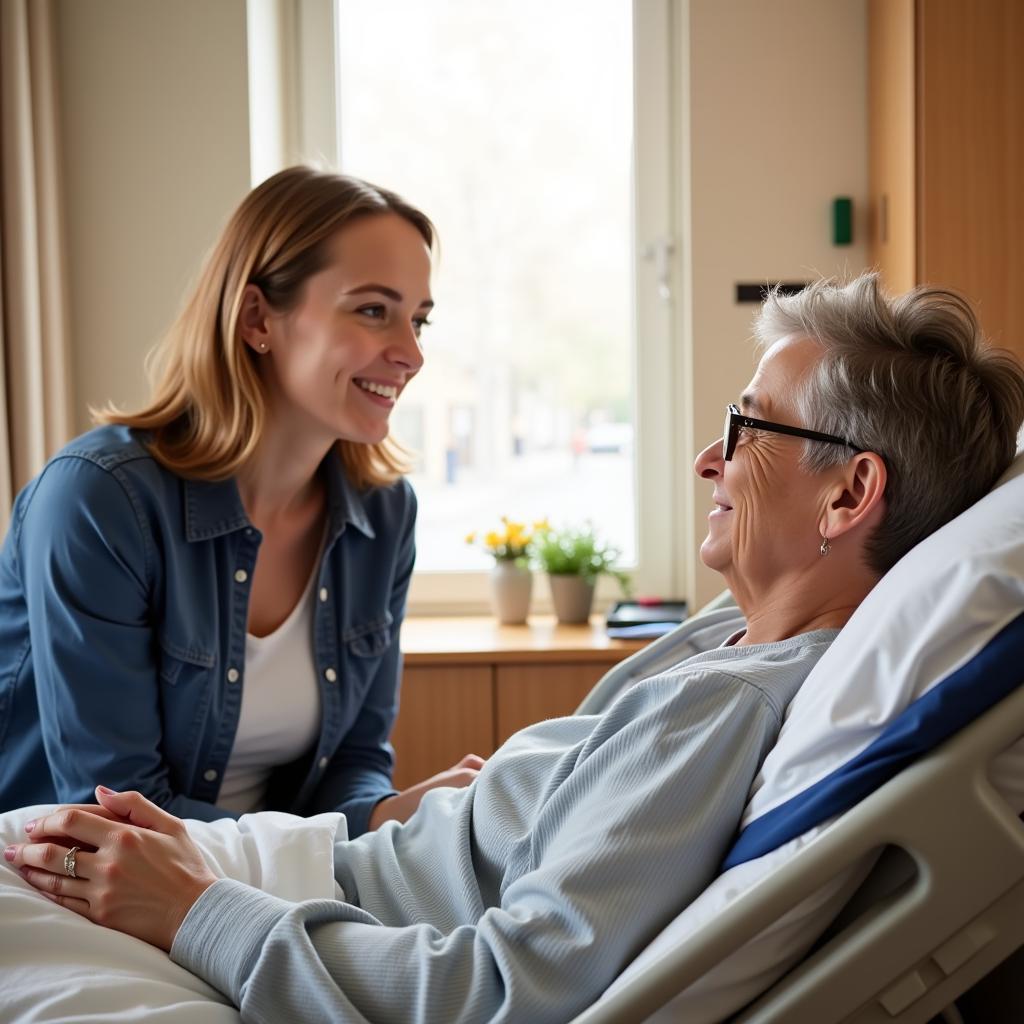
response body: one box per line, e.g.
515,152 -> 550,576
548,574 -> 595,624
490,561 -> 533,624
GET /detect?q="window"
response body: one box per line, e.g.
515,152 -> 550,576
281,0 -> 681,611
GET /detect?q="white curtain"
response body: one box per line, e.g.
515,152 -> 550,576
0,0 -> 74,535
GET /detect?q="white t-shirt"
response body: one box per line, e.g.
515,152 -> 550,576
218,569 -> 322,815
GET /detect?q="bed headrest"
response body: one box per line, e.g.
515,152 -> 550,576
723,449 -> 1024,869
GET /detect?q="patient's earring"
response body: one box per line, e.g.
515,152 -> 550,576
819,533 -> 831,557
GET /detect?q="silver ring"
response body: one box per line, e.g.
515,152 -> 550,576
64,846 -> 80,879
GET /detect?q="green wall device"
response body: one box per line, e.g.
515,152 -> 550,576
833,196 -> 853,245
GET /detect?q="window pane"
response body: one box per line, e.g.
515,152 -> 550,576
337,0 -> 635,572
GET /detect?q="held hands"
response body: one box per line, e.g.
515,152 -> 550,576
369,753 -> 486,830
4,787 -> 216,952
5,758 -> 488,936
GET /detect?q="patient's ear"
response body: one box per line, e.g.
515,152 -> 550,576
820,452 -> 887,540
238,284 -> 273,353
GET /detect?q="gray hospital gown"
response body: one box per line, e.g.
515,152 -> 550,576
172,628 -> 837,1023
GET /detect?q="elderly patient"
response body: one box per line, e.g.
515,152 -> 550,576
8,275 -> 1024,1023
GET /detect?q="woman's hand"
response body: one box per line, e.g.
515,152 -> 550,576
4,787 -> 216,952
369,753 -> 486,830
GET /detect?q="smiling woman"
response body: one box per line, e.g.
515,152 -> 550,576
695,334 -> 889,634
0,166 -> 484,835
695,276 -> 1024,645
238,214 -> 431,456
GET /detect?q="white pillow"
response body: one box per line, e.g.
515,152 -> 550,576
743,448 -> 1024,834
0,808 -> 344,1023
605,450 -> 1024,1023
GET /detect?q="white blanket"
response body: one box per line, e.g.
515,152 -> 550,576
0,807 -> 344,1023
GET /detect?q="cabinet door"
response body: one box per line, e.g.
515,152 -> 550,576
495,661 -> 614,745
391,665 -> 495,790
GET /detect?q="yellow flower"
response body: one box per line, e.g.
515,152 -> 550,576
466,516 -> 544,557
533,517 -> 551,532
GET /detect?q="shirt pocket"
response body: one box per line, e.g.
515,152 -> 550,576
157,636 -> 217,770
158,635 -> 216,686
342,613 -> 394,659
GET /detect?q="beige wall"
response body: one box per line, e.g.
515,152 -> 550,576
680,0 -> 871,607
56,0 -> 251,430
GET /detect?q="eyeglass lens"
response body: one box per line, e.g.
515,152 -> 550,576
723,405 -> 735,461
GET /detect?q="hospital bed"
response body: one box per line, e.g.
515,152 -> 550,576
576,447 -> 1024,1023
1,449 -> 1021,1023
575,654 -> 1024,1023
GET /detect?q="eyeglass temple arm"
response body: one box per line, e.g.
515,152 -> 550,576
736,413 -> 861,451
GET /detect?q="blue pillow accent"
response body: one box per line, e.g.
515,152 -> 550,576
723,610 -> 1024,870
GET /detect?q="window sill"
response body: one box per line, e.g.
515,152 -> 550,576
400,614 -> 649,666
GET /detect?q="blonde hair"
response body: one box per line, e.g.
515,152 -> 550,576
95,166 -> 435,490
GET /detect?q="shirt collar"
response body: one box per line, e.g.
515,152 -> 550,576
323,449 -> 376,541
184,450 -> 376,542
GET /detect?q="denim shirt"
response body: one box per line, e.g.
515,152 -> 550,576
0,425 -> 416,837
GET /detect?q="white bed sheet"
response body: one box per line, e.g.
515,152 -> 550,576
0,807 -> 344,1023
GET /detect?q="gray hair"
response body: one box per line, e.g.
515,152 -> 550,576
754,273 -> 1024,574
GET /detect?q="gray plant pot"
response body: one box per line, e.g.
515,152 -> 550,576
548,574 -> 595,624
490,561 -> 533,624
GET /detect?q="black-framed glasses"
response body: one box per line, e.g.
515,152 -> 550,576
723,403 -> 863,461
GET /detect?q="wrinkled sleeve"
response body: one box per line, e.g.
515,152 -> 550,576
305,486 -> 417,836
172,671 -> 781,1022
17,457 -> 236,822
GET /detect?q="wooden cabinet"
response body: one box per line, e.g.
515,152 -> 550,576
868,0 -> 1024,361
495,662 -> 609,742
390,617 -> 648,789
389,665 -> 496,790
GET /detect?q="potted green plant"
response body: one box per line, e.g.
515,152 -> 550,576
466,517 -> 542,624
532,522 -> 631,624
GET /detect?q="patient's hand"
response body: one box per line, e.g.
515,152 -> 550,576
21,800 -> 133,854
369,753 -> 486,830
4,787 -> 216,952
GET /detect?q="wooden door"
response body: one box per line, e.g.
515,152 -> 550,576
868,0 -> 916,294
917,0 -> 1024,359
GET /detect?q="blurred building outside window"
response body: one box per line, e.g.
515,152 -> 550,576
337,0 -> 636,577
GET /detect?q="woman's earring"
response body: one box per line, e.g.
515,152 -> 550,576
819,533 -> 831,557
258,343 -> 268,352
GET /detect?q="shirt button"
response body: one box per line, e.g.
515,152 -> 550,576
325,667 -> 337,683
227,667 -> 240,683
318,756 -> 329,770
234,569 -> 248,583
319,587 -> 328,603
203,769 -> 218,782
245,528 -> 254,536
